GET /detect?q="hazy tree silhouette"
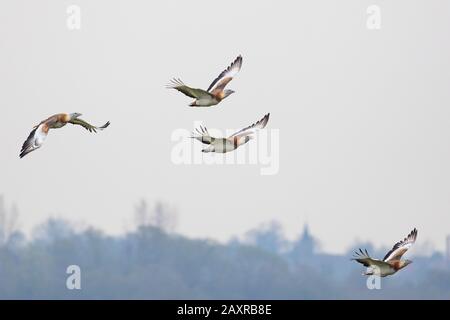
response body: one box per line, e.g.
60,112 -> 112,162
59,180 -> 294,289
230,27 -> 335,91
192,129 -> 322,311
134,200 -> 177,233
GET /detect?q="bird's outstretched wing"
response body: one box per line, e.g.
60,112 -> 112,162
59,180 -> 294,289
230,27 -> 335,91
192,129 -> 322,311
207,55 -> 243,93
69,118 -> 110,133
352,248 -> 387,268
20,123 -> 49,158
228,113 -> 270,139
383,228 -> 418,262
190,125 -> 215,145
167,78 -> 212,99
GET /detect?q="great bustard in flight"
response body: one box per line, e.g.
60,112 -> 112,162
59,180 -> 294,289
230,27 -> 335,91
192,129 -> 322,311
352,228 -> 418,277
168,55 -> 243,107
191,113 -> 270,153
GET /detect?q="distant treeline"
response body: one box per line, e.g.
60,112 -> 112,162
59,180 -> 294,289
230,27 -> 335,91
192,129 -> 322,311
0,197 -> 449,299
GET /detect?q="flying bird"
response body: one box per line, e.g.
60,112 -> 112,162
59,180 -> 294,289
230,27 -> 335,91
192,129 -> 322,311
167,55 -> 243,107
352,228 -> 418,277
20,113 -> 110,158
191,113 -> 270,153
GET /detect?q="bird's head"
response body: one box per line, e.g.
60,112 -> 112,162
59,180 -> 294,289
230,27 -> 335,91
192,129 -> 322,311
70,112 -> 82,119
223,89 -> 235,99
402,259 -> 413,268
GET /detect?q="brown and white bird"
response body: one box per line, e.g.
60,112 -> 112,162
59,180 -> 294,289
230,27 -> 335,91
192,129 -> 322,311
352,228 -> 418,277
191,113 -> 270,153
167,55 -> 243,107
20,113 -> 110,158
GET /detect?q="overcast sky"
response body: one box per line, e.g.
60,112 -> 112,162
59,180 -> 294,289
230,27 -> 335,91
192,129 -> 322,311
1,0 -> 450,254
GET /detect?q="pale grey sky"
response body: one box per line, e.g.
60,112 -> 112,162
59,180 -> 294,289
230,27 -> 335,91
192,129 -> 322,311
1,0 -> 450,253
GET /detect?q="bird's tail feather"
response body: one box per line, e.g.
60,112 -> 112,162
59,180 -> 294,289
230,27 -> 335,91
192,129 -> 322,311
190,125 -> 212,144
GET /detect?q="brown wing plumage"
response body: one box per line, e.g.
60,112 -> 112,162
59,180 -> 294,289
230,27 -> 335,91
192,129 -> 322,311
228,113 -> 270,139
383,228 -> 418,262
207,55 -> 243,93
37,114 -> 67,128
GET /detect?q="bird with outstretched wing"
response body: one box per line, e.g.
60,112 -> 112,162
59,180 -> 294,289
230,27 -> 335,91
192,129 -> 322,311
20,113 -> 110,158
167,55 -> 242,107
191,113 -> 270,153
352,228 -> 418,277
